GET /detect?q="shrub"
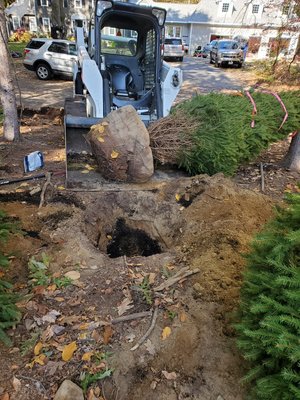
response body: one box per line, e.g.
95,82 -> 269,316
235,193 -> 300,399
0,211 -> 21,346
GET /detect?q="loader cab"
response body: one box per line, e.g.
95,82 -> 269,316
93,0 -> 166,121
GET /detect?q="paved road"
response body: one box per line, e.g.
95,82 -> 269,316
174,56 -> 255,103
15,56 -> 255,109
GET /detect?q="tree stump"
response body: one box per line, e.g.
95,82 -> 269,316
87,105 -> 154,182
282,132 -> 300,172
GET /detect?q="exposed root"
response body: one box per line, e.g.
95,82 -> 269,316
148,111 -> 198,165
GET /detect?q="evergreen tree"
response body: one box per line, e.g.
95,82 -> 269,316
235,193 -> 300,400
0,210 -> 21,346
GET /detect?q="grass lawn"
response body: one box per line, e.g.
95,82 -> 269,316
8,42 -> 26,55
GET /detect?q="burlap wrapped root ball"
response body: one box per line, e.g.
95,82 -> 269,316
87,105 -> 154,183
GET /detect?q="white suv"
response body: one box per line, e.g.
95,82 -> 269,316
23,38 -> 78,80
163,38 -> 184,62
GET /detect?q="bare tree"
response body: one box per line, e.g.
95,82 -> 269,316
0,0 -> 20,141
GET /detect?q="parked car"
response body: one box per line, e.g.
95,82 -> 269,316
210,39 -> 243,68
23,38 -> 77,80
202,40 -> 218,58
163,37 -> 184,61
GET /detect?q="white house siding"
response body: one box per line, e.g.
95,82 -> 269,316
140,0 -> 299,59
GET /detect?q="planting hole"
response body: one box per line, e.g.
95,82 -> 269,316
107,218 -> 161,258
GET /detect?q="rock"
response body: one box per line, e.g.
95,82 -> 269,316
53,380 -> 84,400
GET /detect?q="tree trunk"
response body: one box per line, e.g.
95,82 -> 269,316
282,132 -> 300,172
0,1 -> 20,141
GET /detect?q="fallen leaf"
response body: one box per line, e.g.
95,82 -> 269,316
102,121 -> 109,126
103,325 -> 113,345
87,388 -> 98,400
150,380 -> 158,390
64,271 -> 80,280
81,170 -> 90,174
162,370 -> 177,380
12,376 -> 21,392
26,354 -> 47,368
148,273 -> 156,285
57,186 -> 65,190
111,150 -> 119,159
117,297 -> 134,316
54,297 -> 65,302
34,342 -> 43,356
47,284 -> 57,291
91,329 -> 101,342
42,310 -> 61,324
79,332 -> 88,340
97,125 -> 105,133
180,312 -> 187,322
82,351 -> 93,362
62,341 -> 77,362
59,315 -> 81,325
161,326 -> 171,340
97,136 -> 105,143
126,333 -> 136,343
144,339 -> 156,355
0,393 -> 10,400
175,193 -> 181,202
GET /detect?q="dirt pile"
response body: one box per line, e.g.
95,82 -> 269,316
0,173 -> 275,400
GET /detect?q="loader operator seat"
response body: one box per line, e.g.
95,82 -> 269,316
106,63 -> 153,109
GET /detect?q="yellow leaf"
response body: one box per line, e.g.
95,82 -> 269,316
102,121 -> 109,126
161,326 -> 171,340
62,341 -> 77,362
82,351 -> 93,361
97,136 -> 105,143
97,125 -> 105,133
81,170 -> 90,174
57,185 -> 65,190
79,332 -> 88,340
34,354 -> 46,365
34,342 -> 43,356
84,164 -> 95,171
175,193 -> 181,202
111,150 -> 119,159
47,284 -> 57,291
26,354 -> 46,367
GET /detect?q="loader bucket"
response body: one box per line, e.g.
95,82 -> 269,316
64,97 -> 102,189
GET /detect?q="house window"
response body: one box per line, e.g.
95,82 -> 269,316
42,17 -> 50,31
166,25 -> 181,38
41,0 -> 48,6
75,0 -> 82,8
222,3 -> 230,12
252,4 -> 260,14
29,16 -> 37,32
63,0 -> 68,7
12,16 -> 20,30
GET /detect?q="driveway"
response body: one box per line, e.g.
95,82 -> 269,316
175,56 -> 256,102
14,56 -> 256,109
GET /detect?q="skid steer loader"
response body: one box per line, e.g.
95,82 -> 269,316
65,0 -> 183,188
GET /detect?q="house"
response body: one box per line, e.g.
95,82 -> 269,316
136,0 -> 300,58
5,0 -> 299,59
